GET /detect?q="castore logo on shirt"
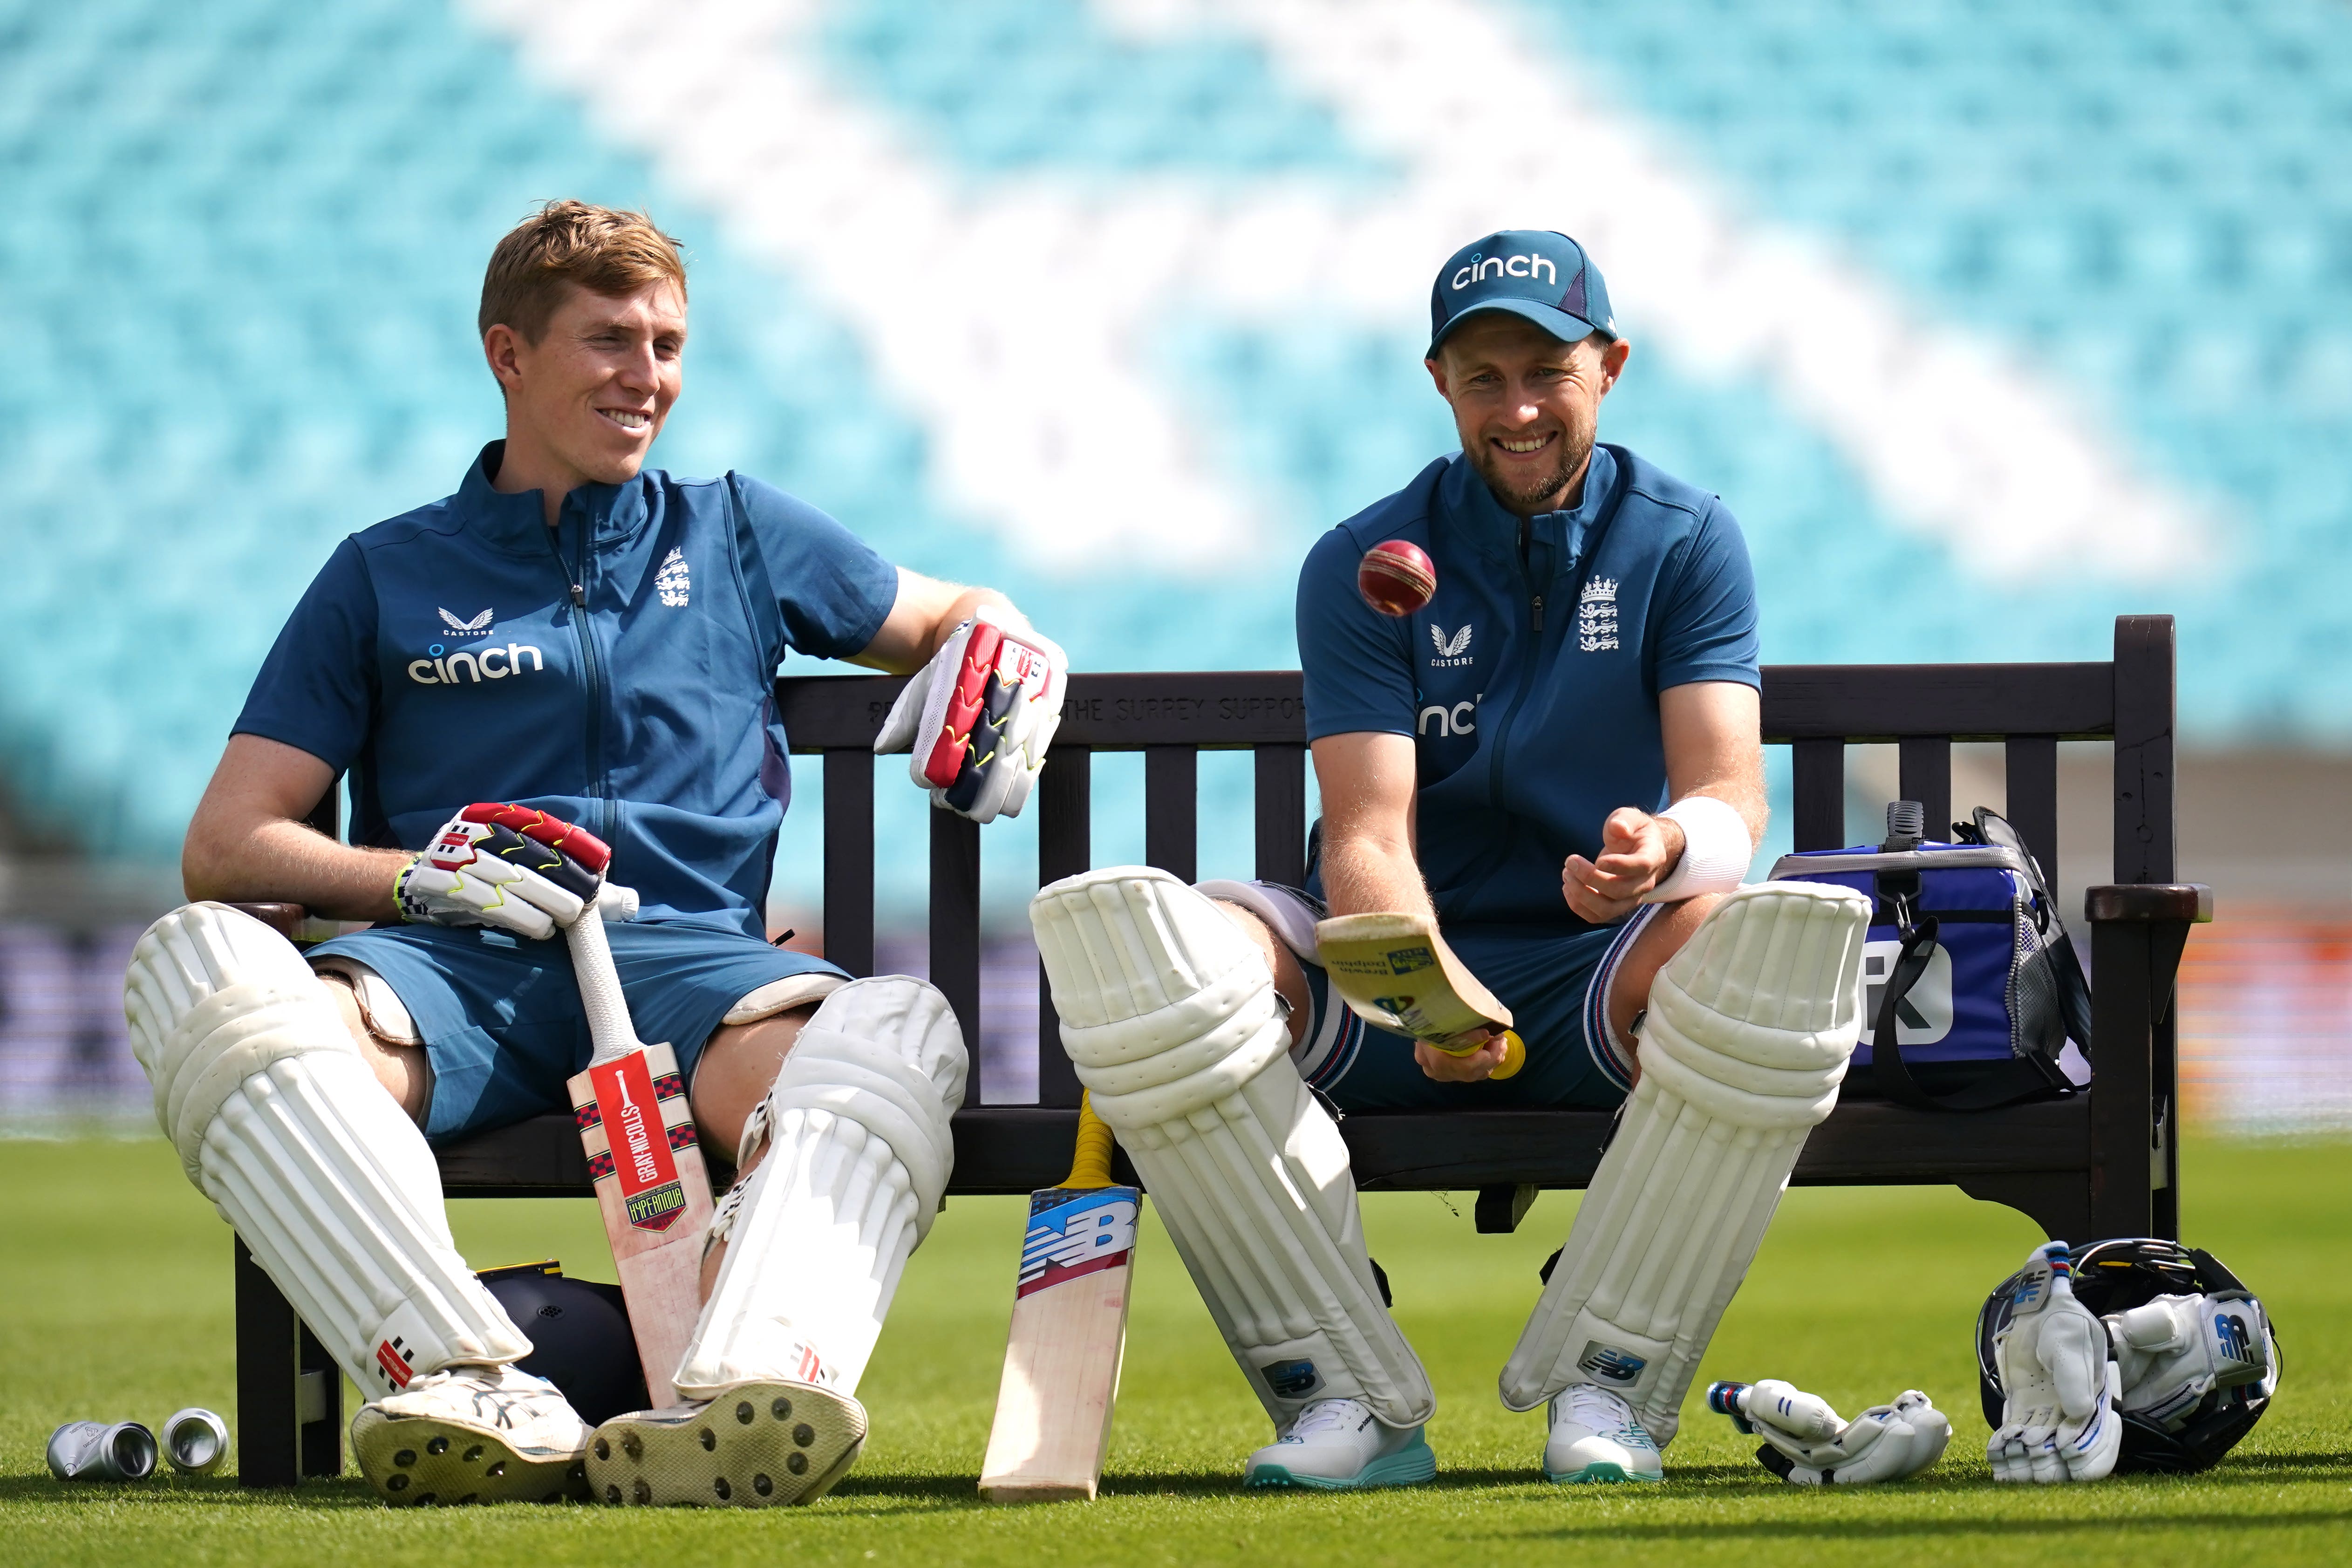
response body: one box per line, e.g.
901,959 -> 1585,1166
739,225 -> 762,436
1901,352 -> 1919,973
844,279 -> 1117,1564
408,608 -> 545,686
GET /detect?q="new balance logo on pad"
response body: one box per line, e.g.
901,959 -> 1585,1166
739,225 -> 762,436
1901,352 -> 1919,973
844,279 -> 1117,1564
1578,1341 -> 1647,1387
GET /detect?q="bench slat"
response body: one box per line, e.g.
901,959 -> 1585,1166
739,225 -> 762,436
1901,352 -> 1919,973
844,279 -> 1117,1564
821,751 -> 874,979
1760,662 -> 2113,741
1898,736 -> 1953,835
1145,746 -> 1199,882
1792,738 -> 1844,850
1035,747 -> 1091,1108
930,810 -> 983,1094
2004,736 -> 2060,887
1254,743 -> 1308,888
437,1097 -> 2093,1199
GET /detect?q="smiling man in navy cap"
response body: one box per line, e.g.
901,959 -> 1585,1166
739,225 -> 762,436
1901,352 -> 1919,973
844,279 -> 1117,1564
1030,231 -> 1877,1492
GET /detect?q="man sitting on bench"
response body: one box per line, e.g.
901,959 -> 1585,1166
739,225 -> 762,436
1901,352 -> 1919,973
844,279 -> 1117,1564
120,201 -> 1064,1507
1031,230 -> 1872,1489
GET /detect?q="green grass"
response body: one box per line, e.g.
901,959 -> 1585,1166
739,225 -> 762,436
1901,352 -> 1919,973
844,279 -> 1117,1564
3,1133 -> 2346,1566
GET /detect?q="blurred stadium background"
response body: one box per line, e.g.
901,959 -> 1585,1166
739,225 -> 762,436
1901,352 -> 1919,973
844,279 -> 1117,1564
1,0 -> 2346,1130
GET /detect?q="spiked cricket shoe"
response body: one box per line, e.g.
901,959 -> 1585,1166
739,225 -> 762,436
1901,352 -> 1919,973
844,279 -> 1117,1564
1544,1383 -> 1664,1483
352,1364 -> 591,1506
587,1380 -> 866,1507
1244,1398 -> 1437,1491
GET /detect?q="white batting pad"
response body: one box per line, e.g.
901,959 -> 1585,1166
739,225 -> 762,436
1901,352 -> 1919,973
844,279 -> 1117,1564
674,976 -> 966,1400
123,902 -> 529,1398
1499,882 -> 1872,1443
1032,867 -> 1433,1430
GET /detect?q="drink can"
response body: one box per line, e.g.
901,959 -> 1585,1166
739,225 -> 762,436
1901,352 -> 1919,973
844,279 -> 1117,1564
46,1421 -> 158,1482
161,1408 -> 232,1475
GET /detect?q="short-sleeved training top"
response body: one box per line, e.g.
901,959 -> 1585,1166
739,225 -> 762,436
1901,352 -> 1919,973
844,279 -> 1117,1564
1297,443 -> 1759,932
235,441 -> 900,936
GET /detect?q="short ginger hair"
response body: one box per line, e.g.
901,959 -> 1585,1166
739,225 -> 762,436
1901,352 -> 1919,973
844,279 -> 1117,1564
477,200 -> 688,344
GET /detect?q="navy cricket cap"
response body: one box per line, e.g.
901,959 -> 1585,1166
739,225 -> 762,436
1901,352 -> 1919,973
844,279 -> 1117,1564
1427,230 -> 1616,358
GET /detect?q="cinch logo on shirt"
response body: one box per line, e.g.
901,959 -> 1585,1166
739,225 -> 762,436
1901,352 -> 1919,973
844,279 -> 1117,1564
1417,693 -> 1481,738
407,643 -> 546,685
1450,252 -> 1559,291
1429,623 -> 1474,668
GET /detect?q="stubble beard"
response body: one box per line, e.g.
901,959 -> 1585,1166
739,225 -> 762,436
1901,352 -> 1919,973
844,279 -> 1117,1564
1472,423 -> 1594,517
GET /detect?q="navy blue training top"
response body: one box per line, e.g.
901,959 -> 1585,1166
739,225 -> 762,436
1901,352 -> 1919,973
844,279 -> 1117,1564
1297,443 -> 1759,932
234,442 -> 900,936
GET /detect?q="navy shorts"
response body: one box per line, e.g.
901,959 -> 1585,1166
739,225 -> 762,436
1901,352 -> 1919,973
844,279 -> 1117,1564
1294,905 -> 1661,1111
307,917 -> 846,1144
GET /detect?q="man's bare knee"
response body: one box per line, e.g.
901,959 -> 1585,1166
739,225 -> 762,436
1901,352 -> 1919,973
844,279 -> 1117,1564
320,973 -> 429,1125
1209,898 -> 1311,1047
691,1005 -> 819,1172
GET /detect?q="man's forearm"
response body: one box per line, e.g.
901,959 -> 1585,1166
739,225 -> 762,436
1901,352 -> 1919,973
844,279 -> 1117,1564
184,812 -> 407,922
1318,831 -> 1436,923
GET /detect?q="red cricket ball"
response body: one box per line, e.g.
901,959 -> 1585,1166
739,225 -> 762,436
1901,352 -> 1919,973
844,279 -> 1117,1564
1357,539 -> 1437,617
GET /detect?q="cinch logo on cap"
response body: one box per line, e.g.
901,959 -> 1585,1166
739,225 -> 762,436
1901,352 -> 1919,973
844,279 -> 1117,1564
1428,229 -> 1617,356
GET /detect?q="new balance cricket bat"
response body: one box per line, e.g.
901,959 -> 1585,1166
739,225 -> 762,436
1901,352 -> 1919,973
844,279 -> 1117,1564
979,1095 -> 1139,1504
564,907 -> 715,1409
1316,911 -> 1526,1078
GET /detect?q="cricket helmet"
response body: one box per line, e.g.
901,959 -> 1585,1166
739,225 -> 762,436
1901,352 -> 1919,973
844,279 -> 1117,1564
1975,1237 -> 2279,1473
479,1261 -> 650,1426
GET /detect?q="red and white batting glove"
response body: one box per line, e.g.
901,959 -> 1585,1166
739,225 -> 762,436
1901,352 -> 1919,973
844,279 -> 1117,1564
395,804 -> 611,941
873,606 -> 1067,823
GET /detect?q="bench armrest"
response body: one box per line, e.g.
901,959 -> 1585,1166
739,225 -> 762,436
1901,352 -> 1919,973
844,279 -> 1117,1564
2084,883 -> 2212,924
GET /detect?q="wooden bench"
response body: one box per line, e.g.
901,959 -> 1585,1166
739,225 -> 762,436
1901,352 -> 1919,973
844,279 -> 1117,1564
231,613 -> 2208,1486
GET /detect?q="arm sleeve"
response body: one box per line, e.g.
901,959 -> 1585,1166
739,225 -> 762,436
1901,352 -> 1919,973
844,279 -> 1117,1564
1652,500 -> 1762,692
230,536 -> 379,772
733,475 -> 901,660
1298,527 -> 1418,740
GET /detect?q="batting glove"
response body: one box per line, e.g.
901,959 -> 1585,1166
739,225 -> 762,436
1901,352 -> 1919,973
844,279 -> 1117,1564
1709,1380 -> 1951,1486
1989,1241 -> 2123,1483
873,606 -> 1066,824
395,804 -> 610,941
2108,1290 -> 2274,1428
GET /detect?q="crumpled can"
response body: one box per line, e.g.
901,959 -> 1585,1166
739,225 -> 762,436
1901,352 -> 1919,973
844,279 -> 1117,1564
47,1421 -> 158,1482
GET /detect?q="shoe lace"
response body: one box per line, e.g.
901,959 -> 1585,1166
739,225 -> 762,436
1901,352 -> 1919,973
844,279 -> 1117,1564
1287,1399 -> 1366,1440
1559,1383 -> 1652,1448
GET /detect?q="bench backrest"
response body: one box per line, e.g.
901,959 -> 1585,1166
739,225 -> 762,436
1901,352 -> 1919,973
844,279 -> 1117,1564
776,615 -> 2176,1110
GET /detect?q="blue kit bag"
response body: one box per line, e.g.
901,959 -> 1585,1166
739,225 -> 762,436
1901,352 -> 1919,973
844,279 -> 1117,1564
1768,802 -> 2093,1111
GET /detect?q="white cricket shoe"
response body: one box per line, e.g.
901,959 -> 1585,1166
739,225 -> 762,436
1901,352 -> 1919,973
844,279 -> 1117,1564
586,1380 -> 867,1507
1543,1384 -> 1664,1484
1243,1398 -> 1438,1491
351,1364 -> 591,1506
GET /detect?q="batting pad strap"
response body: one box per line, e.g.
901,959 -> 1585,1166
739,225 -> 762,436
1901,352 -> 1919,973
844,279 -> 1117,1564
1643,794 -> 1753,905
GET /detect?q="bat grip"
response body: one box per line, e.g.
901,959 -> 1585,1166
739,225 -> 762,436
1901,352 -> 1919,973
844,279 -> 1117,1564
1064,1092 -> 1116,1189
566,906 -> 644,1065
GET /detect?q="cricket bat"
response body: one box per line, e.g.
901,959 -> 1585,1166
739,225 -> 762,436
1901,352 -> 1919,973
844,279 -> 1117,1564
1316,911 -> 1526,1078
979,1095 -> 1139,1503
564,905 -> 716,1409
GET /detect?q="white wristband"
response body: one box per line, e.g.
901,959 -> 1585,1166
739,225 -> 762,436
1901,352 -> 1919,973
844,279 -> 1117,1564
1641,795 -> 1752,904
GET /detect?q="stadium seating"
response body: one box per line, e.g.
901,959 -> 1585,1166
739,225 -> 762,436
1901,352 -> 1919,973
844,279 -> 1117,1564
1,0 -> 2347,886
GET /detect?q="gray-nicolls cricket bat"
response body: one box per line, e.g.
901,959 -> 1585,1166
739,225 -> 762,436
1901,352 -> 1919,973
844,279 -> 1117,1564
564,896 -> 715,1409
979,1093 -> 1139,1503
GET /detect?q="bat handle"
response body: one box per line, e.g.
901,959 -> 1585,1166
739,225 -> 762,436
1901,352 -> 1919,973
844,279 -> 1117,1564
1064,1092 -> 1117,1189
566,906 -> 644,1065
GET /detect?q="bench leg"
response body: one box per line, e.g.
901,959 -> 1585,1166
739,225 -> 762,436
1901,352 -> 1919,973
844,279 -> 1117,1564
2089,921 -> 2159,1240
234,1237 -> 343,1486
